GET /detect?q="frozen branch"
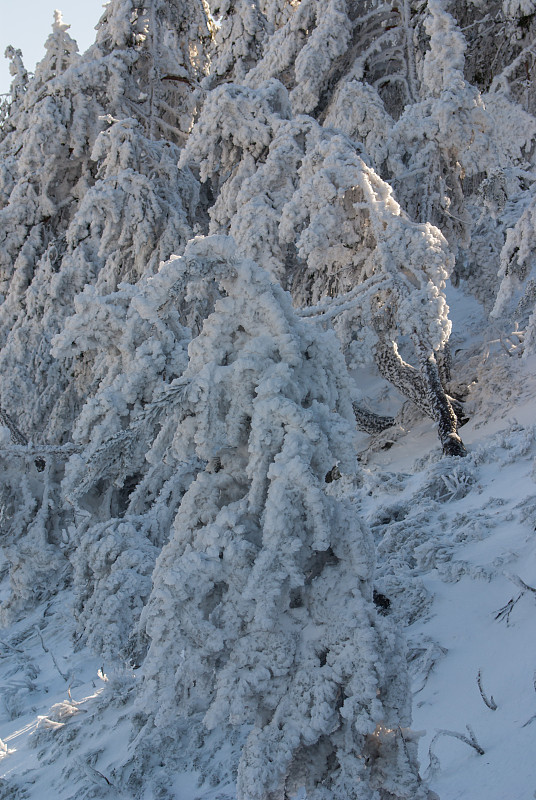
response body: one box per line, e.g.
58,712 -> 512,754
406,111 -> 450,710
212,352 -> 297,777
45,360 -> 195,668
352,403 -> 396,434
0,406 -> 27,446
429,725 -> 485,762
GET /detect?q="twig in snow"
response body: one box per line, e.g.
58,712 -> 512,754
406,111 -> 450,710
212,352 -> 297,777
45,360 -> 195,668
496,575 -> 536,624
521,671 -> 536,726
425,725 -> 484,781
34,625 -> 69,682
477,670 -> 497,711
494,592 -> 523,624
427,725 -> 485,777
78,758 -> 115,788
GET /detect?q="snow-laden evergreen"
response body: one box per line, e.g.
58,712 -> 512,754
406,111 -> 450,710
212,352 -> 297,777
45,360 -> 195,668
0,3 -> 203,443
139,236 -> 427,800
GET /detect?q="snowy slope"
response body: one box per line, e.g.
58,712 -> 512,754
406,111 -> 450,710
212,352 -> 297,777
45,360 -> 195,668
359,289 -> 536,800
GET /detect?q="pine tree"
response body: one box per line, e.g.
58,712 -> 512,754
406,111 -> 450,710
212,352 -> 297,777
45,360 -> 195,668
139,235 -> 429,800
0,2 -> 209,621
0,2 -> 209,442
0,46 -> 29,142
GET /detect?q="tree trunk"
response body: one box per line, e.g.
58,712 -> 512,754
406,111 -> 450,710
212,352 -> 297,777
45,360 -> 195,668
373,335 -> 466,457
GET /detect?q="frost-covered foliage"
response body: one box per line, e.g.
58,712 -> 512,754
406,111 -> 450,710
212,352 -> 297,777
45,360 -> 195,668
207,0 -> 269,84
140,236 -> 427,800
182,79 -> 454,344
64,117 -> 198,291
55,256 -> 201,657
0,448 -> 67,623
182,79 -> 465,454
0,4 -> 204,441
387,0 -> 496,248
91,0 -> 212,141
241,0 -> 353,115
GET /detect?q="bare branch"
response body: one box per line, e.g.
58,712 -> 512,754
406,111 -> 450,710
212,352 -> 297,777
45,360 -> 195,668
477,670 -> 497,711
34,625 -> 69,683
430,725 -> 485,759
494,592 -> 523,625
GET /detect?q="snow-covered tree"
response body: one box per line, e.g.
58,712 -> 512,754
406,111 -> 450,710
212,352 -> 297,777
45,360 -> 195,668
0,13 -> 86,313
92,0 -> 212,142
0,2 -> 207,442
491,188 -> 536,353
0,46 -> 29,140
182,79 -> 466,455
139,235 -> 428,800
53,247 -> 207,658
3,2 -> 536,797
0,2 -> 208,627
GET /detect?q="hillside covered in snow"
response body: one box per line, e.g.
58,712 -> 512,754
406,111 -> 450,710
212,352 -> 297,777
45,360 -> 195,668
1,2 -> 536,799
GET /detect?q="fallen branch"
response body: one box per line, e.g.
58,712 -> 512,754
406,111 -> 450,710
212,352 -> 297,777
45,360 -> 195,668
428,725 -> 485,768
506,574 -> 536,595
477,670 -> 497,710
495,575 -> 536,624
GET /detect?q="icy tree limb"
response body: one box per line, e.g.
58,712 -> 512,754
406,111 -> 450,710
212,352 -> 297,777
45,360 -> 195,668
436,342 -> 452,384
352,403 -> 396,434
489,44 -> 536,94
414,339 -> 467,457
429,725 -> 485,766
373,335 -> 435,418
